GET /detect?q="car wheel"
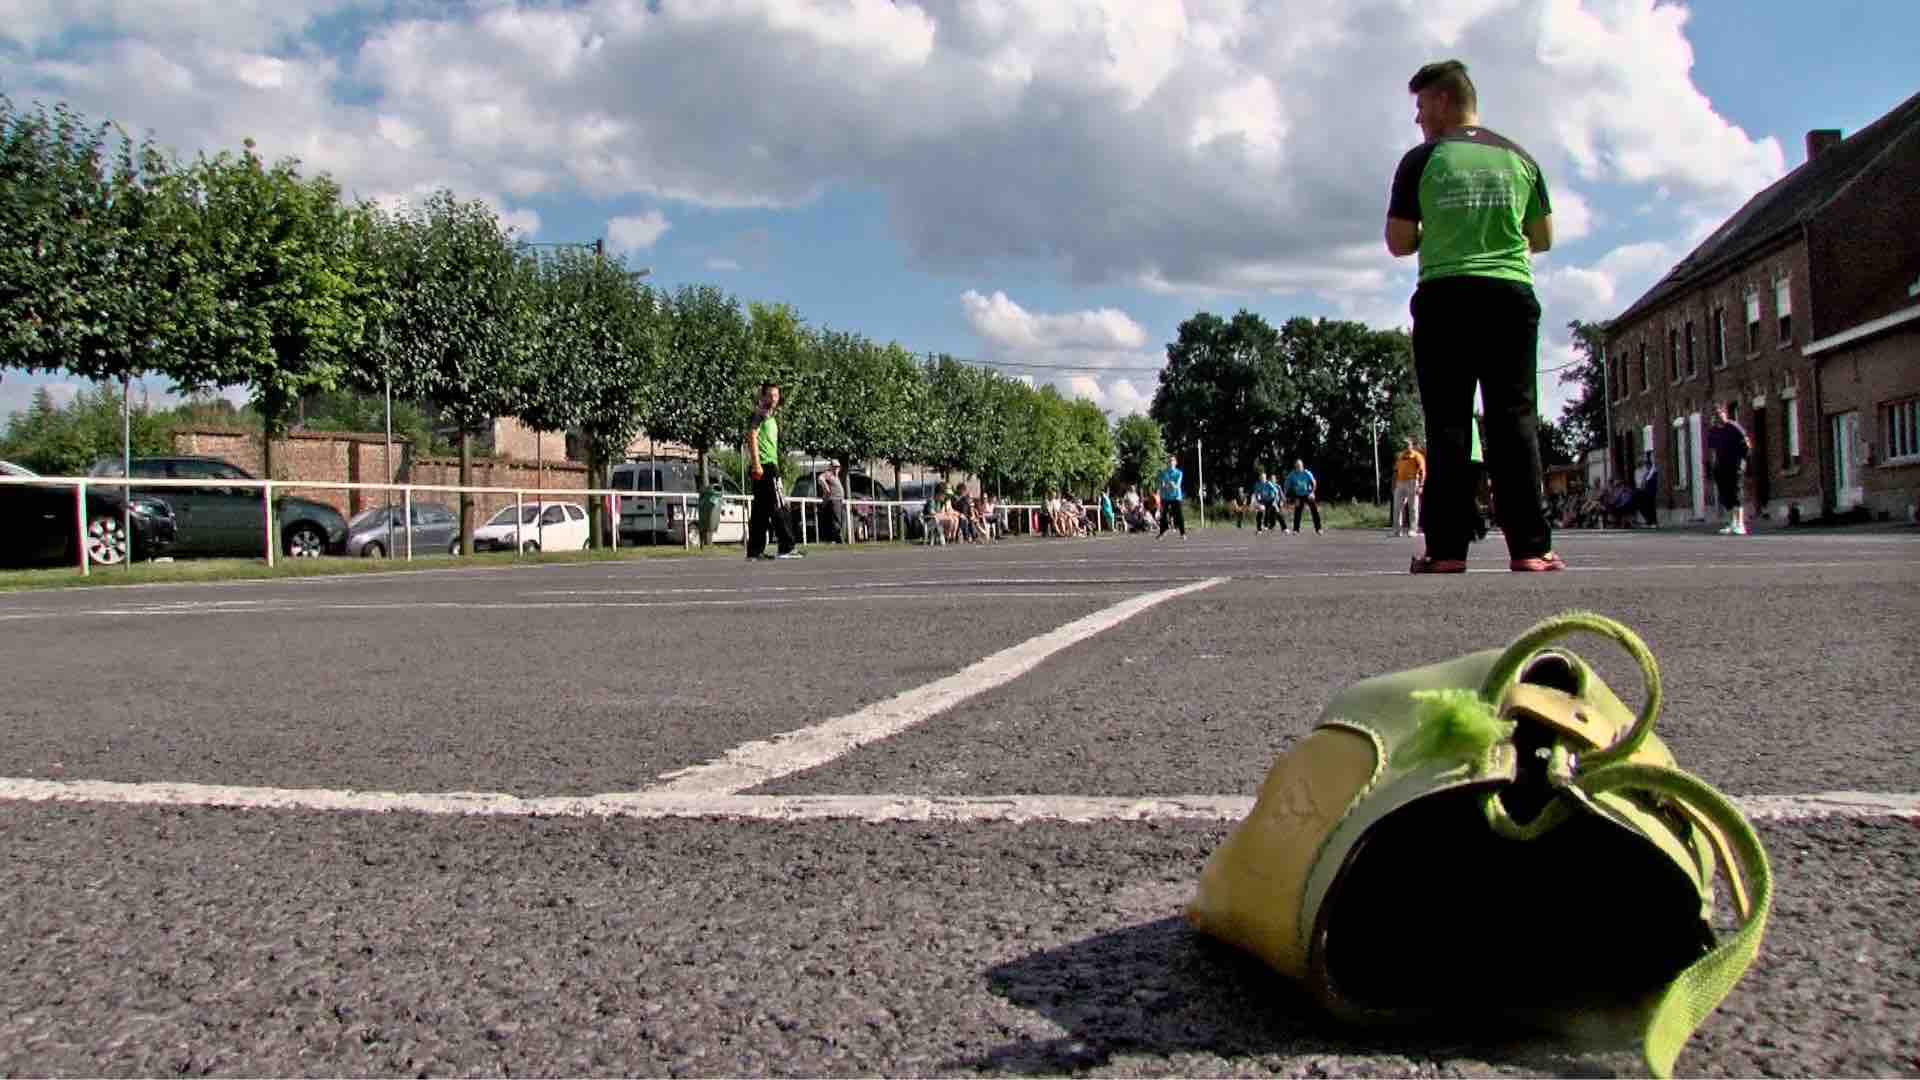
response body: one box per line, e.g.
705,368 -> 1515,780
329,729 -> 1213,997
521,540 -> 540,554
361,541 -> 385,559
284,523 -> 326,558
86,514 -> 129,565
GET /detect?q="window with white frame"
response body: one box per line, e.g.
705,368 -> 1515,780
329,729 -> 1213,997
1886,398 -> 1919,462
1668,328 -> 1681,383
1638,342 -> 1649,392
1711,307 -> 1728,368
1672,417 -> 1691,488
1782,391 -> 1801,465
1745,290 -> 1761,353
1684,320 -> 1697,377
1775,276 -> 1793,345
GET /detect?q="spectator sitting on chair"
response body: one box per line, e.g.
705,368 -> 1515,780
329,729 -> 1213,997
951,483 -> 978,542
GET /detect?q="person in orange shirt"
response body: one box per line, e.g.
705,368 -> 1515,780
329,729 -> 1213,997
1390,438 -> 1426,537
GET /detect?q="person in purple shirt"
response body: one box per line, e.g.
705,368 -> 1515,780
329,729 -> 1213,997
1706,403 -> 1752,536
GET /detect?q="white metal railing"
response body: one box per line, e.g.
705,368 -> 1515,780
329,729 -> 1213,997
0,472 -> 1107,576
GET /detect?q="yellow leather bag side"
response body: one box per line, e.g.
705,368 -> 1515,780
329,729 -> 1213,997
1185,726 -> 1379,980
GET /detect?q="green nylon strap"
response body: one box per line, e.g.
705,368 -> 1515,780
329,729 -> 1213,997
1573,762 -> 1774,1080
1481,611 -> 1662,769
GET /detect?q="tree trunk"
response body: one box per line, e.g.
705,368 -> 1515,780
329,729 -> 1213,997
586,443 -> 604,549
459,429 -> 474,555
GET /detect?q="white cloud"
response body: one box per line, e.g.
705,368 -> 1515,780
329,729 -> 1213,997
705,257 -> 742,272
960,290 -> 1147,351
6,0 -> 1783,306
607,210 -> 671,253
958,290 -> 1162,415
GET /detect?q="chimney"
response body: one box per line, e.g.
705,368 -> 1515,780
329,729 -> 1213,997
1805,129 -> 1843,161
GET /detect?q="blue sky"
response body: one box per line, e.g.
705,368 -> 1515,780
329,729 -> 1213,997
3,0 -> 1916,426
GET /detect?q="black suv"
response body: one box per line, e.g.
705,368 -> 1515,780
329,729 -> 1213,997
87,456 -> 348,558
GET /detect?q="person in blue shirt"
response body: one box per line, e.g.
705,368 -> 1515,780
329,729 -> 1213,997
1251,472 -> 1285,534
1156,456 -> 1187,538
1284,459 -> 1322,535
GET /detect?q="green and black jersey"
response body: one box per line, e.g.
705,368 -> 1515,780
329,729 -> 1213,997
1388,127 -> 1550,285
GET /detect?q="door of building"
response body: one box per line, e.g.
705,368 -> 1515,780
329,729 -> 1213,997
1750,406 -> 1770,509
1832,411 -> 1864,511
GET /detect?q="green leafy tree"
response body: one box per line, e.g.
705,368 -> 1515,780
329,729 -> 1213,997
1150,311 -> 1296,494
0,384 -> 171,475
1062,398 -> 1116,497
519,247 -> 663,545
0,97 -> 219,435
1111,412 -> 1168,492
922,354 -> 996,481
646,284 -> 760,491
176,143 -> 368,494
1559,319 -> 1609,456
1273,317 -> 1417,500
364,191 -> 535,552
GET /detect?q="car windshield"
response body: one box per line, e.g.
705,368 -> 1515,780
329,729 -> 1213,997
488,505 -> 540,526
349,508 -> 398,531
0,461 -> 37,478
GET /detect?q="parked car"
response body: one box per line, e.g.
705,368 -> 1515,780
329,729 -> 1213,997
788,469 -> 891,541
344,501 -> 458,558
1,460 -> 177,567
470,501 -> 589,553
610,459 -> 746,544
87,456 -> 348,558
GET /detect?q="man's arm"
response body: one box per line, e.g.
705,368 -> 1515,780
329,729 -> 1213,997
1385,218 -> 1421,257
747,429 -> 761,478
1525,214 -> 1553,254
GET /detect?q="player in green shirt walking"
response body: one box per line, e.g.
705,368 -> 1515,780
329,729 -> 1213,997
745,381 -> 800,560
1385,60 -> 1562,574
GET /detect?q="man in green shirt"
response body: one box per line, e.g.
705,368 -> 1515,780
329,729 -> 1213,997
1386,59 -> 1562,574
745,381 -> 800,560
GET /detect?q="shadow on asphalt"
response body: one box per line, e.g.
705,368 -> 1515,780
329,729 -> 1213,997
958,916 -> 1627,1077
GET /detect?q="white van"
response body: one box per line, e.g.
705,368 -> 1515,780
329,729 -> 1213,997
609,459 -> 747,545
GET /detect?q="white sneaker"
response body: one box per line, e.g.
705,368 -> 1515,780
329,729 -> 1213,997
1717,525 -> 1735,535
1732,524 -> 1748,535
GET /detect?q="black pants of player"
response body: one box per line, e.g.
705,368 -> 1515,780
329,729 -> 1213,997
1411,277 -> 1552,562
1713,464 -> 1743,512
1291,497 -> 1322,532
1255,504 -> 1281,531
1158,500 -> 1186,536
1635,488 -> 1658,526
747,468 -> 796,558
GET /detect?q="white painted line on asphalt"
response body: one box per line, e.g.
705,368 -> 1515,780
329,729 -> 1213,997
644,577 -> 1230,796
0,779 -> 1913,824
0,590 -> 1132,622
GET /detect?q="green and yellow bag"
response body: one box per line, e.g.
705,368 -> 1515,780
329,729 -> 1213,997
1188,612 -> 1770,1078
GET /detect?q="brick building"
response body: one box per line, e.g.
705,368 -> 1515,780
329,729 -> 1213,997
1603,91 -> 1920,525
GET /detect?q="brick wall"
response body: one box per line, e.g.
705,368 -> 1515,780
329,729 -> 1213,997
407,457 -> 592,521
1817,324 -> 1920,520
1807,122 -> 1920,337
1605,237 -> 1820,522
167,428 -> 600,520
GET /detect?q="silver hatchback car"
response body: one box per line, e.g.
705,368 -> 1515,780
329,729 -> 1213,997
345,501 -> 459,558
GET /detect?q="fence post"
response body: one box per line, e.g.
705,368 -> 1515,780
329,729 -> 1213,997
74,480 -> 90,576
405,487 -> 414,560
515,489 -> 524,555
263,480 -> 275,567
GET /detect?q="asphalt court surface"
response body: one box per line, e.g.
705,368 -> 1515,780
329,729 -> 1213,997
2,526 -> 1917,1076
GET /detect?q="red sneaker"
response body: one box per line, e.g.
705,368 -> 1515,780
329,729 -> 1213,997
1409,555 -> 1468,574
1510,552 -> 1567,572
